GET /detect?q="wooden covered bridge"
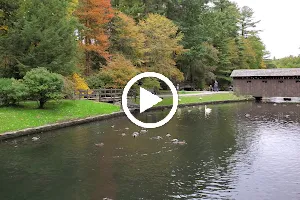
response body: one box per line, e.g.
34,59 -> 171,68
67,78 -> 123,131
230,68 -> 300,99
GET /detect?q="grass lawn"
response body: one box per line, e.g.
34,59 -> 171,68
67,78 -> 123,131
178,91 -> 202,95
0,100 -> 120,134
158,93 -> 248,106
135,93 -> 249,106
159,90 -> 202,95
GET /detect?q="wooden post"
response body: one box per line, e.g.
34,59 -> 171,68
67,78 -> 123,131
110,88 -> 113,102
99,89 -> 101,102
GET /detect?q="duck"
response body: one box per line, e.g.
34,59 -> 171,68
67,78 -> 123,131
152,136 -> 163,140
95,143 -> 104,147
171,139 -> 179,143
132,132 -> 139,138
140,130 -> 148,133
177,140 -> 187,145
166,134 -> 171,137
32,137 -> 40,141
125,127 -> 129,130
121,133 -> 126,137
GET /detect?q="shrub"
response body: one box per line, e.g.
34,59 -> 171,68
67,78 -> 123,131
23,68 -> 64,109
86,73 -> 113,89
0,78 -> 13,105
72,73 -> 90,91
0,78 -> 28,105
63,77 -> 76,99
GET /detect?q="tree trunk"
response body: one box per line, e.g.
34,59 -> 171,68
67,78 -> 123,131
39,100 -> 46,109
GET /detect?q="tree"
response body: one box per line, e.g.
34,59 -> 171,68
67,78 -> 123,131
23,68 -> 64,109
110,12 -> 145,65
138,14 -> 184,81
76,0 -> 114,75
101,54 -> 139,88
0,78 -> 27,105
0,0 -> 20,35
112,0 -> 170,20
239,6 -> 261,38
0,0 -> 79,78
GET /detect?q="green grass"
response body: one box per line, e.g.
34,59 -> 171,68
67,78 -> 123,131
178,91 -> 202,95
158,93 -> 247,106
159,90 -> 202,95
0,100 -> 120,134
135,93 -> 249,106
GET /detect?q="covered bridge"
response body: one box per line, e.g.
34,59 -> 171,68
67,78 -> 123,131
230,68 -> 300,98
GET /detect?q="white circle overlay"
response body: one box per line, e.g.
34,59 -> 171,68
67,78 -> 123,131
122,72 -> 178,129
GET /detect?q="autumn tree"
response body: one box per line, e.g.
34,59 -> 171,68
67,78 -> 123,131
138,14 -> 184,81
76,0 -> 114,75
100,54 -> 139,88
110,12 -> 145,65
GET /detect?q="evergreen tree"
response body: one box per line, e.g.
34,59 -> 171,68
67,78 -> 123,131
0,0 -> 79,78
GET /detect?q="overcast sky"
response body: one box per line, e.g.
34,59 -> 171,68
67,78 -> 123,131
233,0 -> 300,59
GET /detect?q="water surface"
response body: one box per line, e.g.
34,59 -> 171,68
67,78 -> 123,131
1,102 -> 300,200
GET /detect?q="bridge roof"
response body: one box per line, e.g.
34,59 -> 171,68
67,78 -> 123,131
231,68 -> 300,77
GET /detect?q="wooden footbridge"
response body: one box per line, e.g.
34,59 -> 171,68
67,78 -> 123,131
77,88 -> 138,108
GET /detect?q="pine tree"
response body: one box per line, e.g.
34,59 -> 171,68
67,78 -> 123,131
0,0 -> 79,78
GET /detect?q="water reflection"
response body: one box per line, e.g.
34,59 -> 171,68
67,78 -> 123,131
1,102 -> 300,199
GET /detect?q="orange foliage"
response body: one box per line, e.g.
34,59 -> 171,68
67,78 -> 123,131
76,0 -> 114,74
101,55 -> 139,88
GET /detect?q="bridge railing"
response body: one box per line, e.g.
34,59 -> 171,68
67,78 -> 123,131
77,88 -> 137,103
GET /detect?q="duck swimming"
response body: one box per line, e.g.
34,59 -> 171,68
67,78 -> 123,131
32,137 -> 40,141
132,132 -> 139,138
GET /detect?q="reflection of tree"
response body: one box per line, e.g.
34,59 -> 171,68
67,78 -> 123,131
164,103 -> 256,198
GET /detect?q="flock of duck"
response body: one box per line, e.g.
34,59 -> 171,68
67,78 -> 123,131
31,105 -> 213,146
129,129 -> 187,145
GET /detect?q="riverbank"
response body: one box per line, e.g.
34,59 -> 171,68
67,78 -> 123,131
0,100 -> 120,134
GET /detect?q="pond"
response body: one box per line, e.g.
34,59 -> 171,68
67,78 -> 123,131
1,102 -> 300,200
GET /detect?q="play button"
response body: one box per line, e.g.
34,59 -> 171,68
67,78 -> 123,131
139,87 -> 162,113
122,72 -> 178,129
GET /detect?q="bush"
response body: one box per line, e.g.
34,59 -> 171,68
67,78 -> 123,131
23,68 -> 64,109
72,73 -> 90,91
0,78 -> 28,105
63,77 -> 76,99
86,73 -> 112,89
141,78 -> 161,94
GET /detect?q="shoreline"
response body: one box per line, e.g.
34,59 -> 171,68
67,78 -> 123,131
0,99 -> 252,141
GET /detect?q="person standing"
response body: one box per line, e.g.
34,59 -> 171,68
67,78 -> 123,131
214,80 -> 219,92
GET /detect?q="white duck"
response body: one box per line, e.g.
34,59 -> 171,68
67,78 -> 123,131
205,105 -> 212,115
32,137 -> 40,141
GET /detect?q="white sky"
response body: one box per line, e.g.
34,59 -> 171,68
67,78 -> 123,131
233,0 -> 300,59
